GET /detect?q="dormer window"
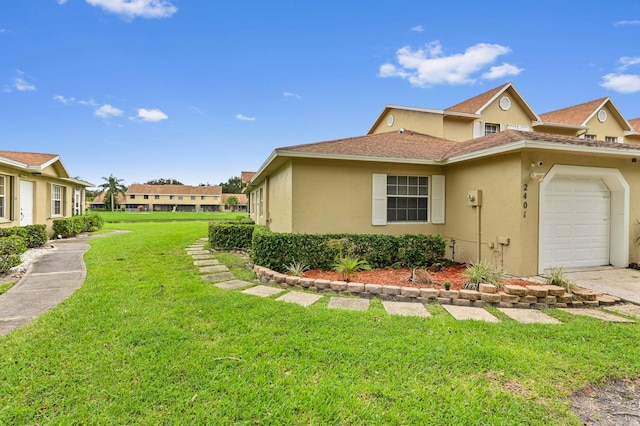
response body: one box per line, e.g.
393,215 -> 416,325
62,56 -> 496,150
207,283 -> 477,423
584,134 -> 596,140
605,136 -> 618,143
484,123 -> 499,136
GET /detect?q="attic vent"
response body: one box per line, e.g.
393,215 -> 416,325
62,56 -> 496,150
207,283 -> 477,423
598,109 -> 607,123
387,114 -> 394,127
499,96 -> 511,111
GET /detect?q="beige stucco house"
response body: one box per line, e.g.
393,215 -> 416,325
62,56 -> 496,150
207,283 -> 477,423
0,150 -> 92,236
246,83 -> 640,277
115,184 -> 247,212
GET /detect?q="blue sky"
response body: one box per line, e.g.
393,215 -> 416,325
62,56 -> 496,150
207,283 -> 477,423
2,0 -> 640,188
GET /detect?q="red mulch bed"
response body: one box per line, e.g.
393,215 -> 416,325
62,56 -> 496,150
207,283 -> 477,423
302,263 -> 535,291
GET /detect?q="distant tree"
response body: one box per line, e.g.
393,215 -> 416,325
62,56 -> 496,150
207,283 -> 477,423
219,176 -> 242,193
98,174 -> 127,212
225,195 -> 240,211
146,178 -> 184,185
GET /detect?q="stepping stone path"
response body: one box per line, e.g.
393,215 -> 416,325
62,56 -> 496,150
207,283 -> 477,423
186,239 -> 640,324
559,308 -> 635,323
498,308 -> 561,324
242,285 -> 284,298
328,297 -> 370,311
276,291 -> 323,307
442,305 -> 500,323
382,301 -> 431,317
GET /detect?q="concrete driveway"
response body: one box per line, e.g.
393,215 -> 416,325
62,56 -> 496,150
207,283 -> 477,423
563,267 -> 640,305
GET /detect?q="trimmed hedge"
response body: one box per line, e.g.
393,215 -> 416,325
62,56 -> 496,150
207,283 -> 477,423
251,226 -> 447,273
208,222 -> 255,250
52,214 -> 104,239
0,225 -> 47,248
0,234 -> 27,273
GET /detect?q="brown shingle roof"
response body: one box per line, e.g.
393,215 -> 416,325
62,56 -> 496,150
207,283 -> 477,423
444,129 -> 639,159
241,171 -> 256,182
539,98 -> 607,125
629,118 -> 640,132
127,184 -> 222,195
0,150 -> 58,167
445,83 -> 510,114
279,131 -> 459,161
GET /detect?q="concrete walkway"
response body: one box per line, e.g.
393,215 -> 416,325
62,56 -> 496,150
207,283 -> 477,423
562,267 -> 640,305
0,231 -> 129,336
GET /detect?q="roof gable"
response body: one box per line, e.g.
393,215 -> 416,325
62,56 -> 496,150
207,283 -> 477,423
445,83 -> 510,114
0,150 -> 70,178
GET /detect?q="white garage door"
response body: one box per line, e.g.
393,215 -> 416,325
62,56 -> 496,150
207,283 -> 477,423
541,176 -> 610,270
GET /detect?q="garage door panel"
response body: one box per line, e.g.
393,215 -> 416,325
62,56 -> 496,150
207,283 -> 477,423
541,177 -> 610,270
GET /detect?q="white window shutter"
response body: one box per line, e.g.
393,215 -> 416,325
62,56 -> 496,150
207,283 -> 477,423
431,175 -> 445,224
473,121 -> 483,138
499,123 -> 504,132
372,174 -> 387,226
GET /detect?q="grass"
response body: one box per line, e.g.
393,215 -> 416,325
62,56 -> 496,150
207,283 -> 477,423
1,221 -> 639,424
0,282 -> 15,295
94,210 -> 248,223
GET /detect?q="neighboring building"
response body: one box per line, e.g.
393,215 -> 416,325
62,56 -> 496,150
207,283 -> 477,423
124,184 -> 223,212
222,193 -> 248,212
246,83 -> 640,277
88,192 -> 126,210
0,150 -> 92,236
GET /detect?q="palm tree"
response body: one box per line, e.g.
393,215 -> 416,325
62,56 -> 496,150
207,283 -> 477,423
98,175 -> 127,212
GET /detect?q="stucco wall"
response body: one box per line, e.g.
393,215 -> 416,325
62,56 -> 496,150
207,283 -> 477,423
371,109 -> 445,137
266,161 -> 293,232
443,154 -> 524,273
290,158 -> 446,235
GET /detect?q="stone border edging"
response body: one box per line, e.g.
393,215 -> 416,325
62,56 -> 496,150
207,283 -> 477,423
253,265 -> 620,309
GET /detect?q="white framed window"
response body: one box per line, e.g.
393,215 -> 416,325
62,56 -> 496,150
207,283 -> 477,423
259,188 -> 264,216
169,195 -> 175,200
0,176 -> 5,219
605,136 -> 618,143
201,196 -> 206,200
52,184 -> 62,216
155,195 -> 160,200
178,196 -> 183,200
191,196 -> 196,200
143,195 -> 149,199
373,174 -> 445,225
484,123 -> 499,136
584,134 -> 597,140
130,194 -> 135,199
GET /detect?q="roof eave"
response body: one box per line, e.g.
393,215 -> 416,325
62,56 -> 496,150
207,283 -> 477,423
447,139 -> 640,163
532,121 -> 589,130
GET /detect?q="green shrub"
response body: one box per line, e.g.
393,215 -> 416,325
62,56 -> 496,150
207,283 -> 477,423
81,213 -> 104,232
251,228 -> 446,273
23,225 -> 47,247
0,225 -> 47,248
545,267 -> 573,291
0,235 -> 27,273
52,217 -> 84,238
209,222 -> 255,250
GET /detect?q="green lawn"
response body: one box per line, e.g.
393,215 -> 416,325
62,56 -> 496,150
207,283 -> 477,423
94,210 -> 248,223
1,222 -> 639,424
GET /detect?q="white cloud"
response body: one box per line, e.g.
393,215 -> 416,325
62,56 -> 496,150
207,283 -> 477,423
3,70 -> 36,93
53,95 -> 76,105
189,106 -> 203,114
235,114 -> 256,121
482,63 -> 523,80
136,108 -> 168,122
283,91 -> 301,99
600,73 -> 640,93
78,99 -> 99,106
57,0 -> 69,4
379,40 -> 516,87
614,20 -> 640,26
85,0 -> 177,19
618,56 -> 640,71
95,104 -> 124,118
0,29 -> 7,33
411,25 -> 424,33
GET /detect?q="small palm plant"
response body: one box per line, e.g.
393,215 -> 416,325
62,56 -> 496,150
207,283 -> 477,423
333,257 -> 371,282
285,260 -> 310,277
463,261 -> 502,290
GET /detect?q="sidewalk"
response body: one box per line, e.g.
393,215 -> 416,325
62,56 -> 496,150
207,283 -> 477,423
0,231 -> 128,336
